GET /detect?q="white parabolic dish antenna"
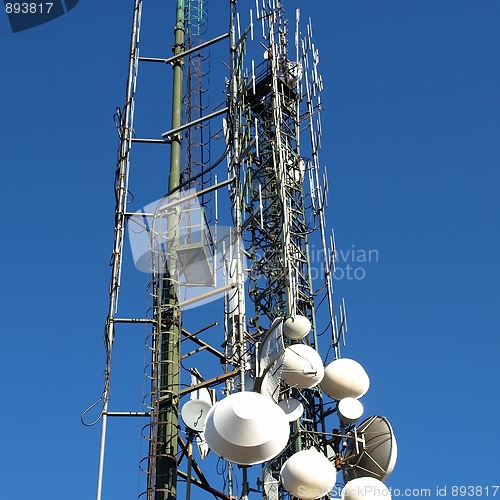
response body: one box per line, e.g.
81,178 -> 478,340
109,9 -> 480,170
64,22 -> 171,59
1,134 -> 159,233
344,415 -> 397,482
278,398 -> 304,422
338,397 -> 364,424
281,448 -> 337,500
204,391 -> 290,465
283,315 -> 311,340
181,399 -> 212,431
342,477 -> 392,500
281,344 -> 324,389
321,358 -> 370,400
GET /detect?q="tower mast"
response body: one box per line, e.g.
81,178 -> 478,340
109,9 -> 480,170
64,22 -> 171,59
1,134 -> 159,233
150,1 -> 184,498
84,2 -> 398,500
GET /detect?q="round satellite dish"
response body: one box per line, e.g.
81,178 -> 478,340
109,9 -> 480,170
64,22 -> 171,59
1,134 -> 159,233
283,315 -> 311,340
204,391 -> 290,465
338,397 -> 364,424
342,477 -> 392,500
321,358 -> 369,400
181,399 -> 212,431
278,398 -> 304,422
281,344 -> 324,389
343,416 -> 397,482
281,448 -> 337,500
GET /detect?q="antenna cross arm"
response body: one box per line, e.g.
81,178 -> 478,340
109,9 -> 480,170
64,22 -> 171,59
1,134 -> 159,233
178,369 -> 240,398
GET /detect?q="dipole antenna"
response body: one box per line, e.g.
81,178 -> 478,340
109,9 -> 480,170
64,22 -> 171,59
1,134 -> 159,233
90,2 -> 142,499
228,0 -> 248,392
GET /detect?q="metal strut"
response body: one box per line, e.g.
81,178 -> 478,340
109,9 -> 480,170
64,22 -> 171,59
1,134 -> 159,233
95,1 -> 142,500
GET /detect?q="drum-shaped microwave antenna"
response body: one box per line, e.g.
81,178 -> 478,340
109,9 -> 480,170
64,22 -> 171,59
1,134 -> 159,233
283,315 -> 311,340
321,358 -> 369,400
204,391 -> 290,465
343,415 -> 397,482
280,448 -> 337,500
281,344 -> 324,389
338,397 -> 364,424
181,399 -> 212,431
342,477 -> 392,500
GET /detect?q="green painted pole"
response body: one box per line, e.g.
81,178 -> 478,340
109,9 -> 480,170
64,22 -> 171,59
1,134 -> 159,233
154,1 -> 184,499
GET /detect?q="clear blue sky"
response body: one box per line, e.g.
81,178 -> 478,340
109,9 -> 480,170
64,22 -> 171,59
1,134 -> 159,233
1,1 -> 499,499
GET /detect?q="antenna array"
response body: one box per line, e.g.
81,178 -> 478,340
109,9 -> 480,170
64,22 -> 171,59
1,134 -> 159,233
83,1 -> 398,500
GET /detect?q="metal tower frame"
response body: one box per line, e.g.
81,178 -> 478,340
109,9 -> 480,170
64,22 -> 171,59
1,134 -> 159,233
83,2 -> 368,500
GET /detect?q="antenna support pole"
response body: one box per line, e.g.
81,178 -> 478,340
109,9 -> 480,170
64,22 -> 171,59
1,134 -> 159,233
152,0 -> 184,498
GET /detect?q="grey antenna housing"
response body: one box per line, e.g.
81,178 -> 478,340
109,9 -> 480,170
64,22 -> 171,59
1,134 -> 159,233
343,415 -> 397,482
255,318 -> 285,402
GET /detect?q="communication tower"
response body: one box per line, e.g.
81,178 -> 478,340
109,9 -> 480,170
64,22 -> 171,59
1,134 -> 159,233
83,1 -> 398,500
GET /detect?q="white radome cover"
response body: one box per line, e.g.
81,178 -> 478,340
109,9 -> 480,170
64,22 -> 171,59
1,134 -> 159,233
281,344 -> 325,389
283,315 -> 311,340
181,399 -> 212,430
204,391 -> 290,465
321,358 -> 370,400
281,448 -> 337,500
342,477 -> 392,500
337,397 -> 364,424
386,431 -> 397,477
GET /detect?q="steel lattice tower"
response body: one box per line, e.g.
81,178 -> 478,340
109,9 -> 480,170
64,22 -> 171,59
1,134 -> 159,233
82,2 -> 398,500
